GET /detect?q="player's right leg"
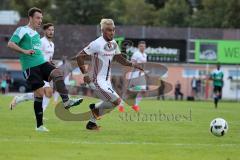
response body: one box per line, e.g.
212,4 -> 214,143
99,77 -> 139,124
21,65 -> 51,132
132,92 -> 142,112
10,92 -> 34,110
34,87 -> 49,132
218,87 -> 223,100
131,85 -> 146,112
118,100 -> 125,112
118,90 -> 127,113
42,62 -> 83,109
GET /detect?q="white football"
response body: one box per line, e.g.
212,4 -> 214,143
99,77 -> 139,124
210,118 -> 228,137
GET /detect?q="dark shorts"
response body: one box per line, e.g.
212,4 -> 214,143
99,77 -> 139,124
23,62 -> 55,91
213,86 -> 223,99
213,86 -> 222,94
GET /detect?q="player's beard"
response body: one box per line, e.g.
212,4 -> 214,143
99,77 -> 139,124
108,34 -> 114,41
46,34 -> 53,40
105,36 -> 113,41
103,33 -> 113,41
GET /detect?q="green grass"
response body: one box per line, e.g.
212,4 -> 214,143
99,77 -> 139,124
0,95 -> 239,160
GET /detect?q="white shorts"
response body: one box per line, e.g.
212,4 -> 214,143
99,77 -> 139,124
90,79 -> 120,103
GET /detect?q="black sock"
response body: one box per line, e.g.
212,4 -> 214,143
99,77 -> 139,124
34,97 -> 43,128
60,93 -> 69,103
214,97 -> 218,107
55,80 -> 69,103
50,69 -> 69,103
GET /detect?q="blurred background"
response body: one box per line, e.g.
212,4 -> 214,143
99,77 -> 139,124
0,0 -> 240,101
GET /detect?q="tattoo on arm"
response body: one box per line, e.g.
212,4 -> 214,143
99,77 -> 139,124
113,54 -> 133,67
76,50 -> 90,74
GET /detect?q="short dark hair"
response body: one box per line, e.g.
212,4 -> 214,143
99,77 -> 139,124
43,23 -> 54,30
138,41 -> 146,45
28,7 -> 42,17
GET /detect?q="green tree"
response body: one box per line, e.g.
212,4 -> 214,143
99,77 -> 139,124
10,0 -> 53,22
190,0 -> 240,28
220,0 -> 240,28
158,0 -> 191,27
53,0 -> 113,24
190,0 -> 227,28
110,0 -> 158,25
145,0 -> 168,9
0,0 -> 11,9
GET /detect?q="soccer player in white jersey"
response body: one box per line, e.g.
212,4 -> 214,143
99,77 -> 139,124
76,18 -> 143,130
118,41 -> 147,112
10,23 -> 55,112
40,23 -> 55,111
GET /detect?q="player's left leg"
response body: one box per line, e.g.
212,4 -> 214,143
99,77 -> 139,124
10,92 -> 34,110
132,85 -> 146,112
42,82 -> 53,112
215,86 -> 222,108
218,87 -> 223,100
86,81 -> 121,130
86,98 -> 121,130
213,86 -> 219,108
53,90 -> 59,104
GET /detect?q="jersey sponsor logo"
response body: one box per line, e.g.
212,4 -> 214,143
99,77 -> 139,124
104,42 -> 117,51
32,42 -> 41,50
33,46 -> 41,50
103,53 -> 114,56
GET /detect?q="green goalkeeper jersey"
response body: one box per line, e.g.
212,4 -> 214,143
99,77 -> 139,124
10,25 -> 46,70
211,69 -> 224,87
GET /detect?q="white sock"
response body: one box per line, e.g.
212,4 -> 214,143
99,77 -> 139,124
53,91 -> 59,103
24,93 -> 34,100
90,101 -> 114,123
42,95 -> 50,112
90,112 -> 96,123
95,101 -> 114,110
135,93 -> 142,106
16,93 -> 34,103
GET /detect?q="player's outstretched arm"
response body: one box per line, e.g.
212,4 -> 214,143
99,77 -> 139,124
113,54 -> 144,71
113,54 -> 132,66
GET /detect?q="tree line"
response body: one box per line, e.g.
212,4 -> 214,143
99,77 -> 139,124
1,0 -> 240,28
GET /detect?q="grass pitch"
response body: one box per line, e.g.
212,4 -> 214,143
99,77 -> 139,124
0,95 -> 239,160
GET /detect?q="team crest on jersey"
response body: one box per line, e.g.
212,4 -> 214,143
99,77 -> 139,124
104,42 -> 117,51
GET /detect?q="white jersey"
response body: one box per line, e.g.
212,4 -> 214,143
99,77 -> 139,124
84,36 -> 121,81
128,50 -> 147,80
131,50 -> 147,63
41,36 -> 54,62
